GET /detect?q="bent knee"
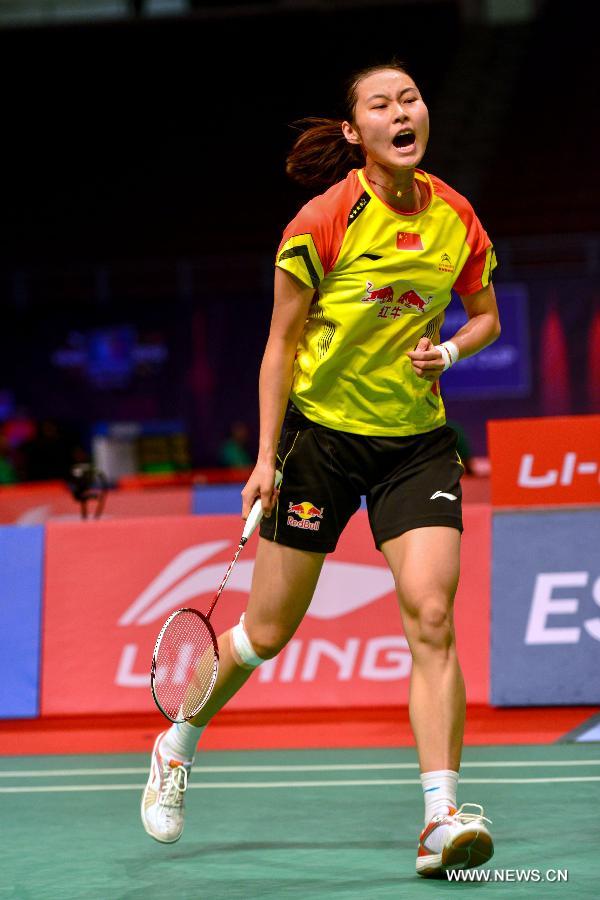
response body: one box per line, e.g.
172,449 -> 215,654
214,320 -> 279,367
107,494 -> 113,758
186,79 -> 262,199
406,600 -> 455,650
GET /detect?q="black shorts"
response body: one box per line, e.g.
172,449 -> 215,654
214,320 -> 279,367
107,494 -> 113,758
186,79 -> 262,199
260,403 -> 464,554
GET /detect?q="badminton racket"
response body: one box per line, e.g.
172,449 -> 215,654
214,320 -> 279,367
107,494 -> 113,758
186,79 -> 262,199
150,470 -> 282,723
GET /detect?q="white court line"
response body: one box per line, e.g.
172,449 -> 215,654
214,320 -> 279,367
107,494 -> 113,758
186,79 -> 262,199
0,759 -> 599,778
1,776 -> 600,794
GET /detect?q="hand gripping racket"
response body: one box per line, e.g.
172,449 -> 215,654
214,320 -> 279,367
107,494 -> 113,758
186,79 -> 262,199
150,470 -> 282,723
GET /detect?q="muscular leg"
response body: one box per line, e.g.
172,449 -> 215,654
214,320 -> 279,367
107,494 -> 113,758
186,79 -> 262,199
142,537 -> 325,843
190,537 -> 325,725
381,527 -> 464,773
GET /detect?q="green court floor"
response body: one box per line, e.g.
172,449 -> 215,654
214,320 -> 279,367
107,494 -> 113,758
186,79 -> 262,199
1,742 -> 598,899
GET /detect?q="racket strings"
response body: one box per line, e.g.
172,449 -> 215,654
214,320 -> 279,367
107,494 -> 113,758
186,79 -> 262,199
154,611 -> 218,721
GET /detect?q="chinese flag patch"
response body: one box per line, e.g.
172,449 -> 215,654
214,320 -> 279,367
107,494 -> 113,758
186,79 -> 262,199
396,232 -> 423,250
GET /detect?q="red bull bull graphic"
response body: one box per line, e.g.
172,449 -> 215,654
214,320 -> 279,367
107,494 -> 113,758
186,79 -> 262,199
361,281 -> 394,304
287,500 -> 325,531
396,288 -> 433,315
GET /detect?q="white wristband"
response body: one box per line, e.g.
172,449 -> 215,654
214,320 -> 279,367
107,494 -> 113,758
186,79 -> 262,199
434,340 -> 460,372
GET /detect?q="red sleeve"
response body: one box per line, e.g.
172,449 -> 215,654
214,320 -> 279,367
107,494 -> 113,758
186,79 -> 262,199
277,202 -> 339,278
452,210 -> 497,296
276,173 -> 363,285
431,176 -> 497,296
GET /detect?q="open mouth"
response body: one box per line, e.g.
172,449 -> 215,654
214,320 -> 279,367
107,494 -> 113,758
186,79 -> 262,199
392,131 -> 416,150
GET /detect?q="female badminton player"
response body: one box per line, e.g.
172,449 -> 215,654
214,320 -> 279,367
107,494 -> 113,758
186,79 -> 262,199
142,61 -> 500,878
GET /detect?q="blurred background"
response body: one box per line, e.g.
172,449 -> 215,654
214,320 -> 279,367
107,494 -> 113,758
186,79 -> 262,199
0,0 -> 598,489
1,11 -> 600,892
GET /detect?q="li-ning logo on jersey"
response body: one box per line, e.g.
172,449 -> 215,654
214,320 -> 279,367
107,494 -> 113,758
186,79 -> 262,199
287,500 -> 324,532
438,252 -> 455,273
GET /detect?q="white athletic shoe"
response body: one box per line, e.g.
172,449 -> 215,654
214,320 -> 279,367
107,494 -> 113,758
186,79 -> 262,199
141,732 -> 192,844
416,803 -> 494,877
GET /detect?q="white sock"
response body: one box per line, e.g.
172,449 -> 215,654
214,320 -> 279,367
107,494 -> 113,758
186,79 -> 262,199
159,721 -> 206,764
420,769 -> 458,823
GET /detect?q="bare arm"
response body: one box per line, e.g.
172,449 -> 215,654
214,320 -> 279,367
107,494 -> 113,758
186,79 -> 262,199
407,282 -> 501,381
241,267 -> 315,518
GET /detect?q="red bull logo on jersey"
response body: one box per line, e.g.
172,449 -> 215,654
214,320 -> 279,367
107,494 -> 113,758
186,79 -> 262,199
361,282 -> 433,317
396,289 -> 433,315
287,500 -> 324,531
361,281 -> 394,304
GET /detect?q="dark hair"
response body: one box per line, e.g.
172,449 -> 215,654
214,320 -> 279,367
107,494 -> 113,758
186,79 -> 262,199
285,61 -> 412,190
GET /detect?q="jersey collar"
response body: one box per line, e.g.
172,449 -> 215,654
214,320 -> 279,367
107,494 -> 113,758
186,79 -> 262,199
357,168 -> 432,218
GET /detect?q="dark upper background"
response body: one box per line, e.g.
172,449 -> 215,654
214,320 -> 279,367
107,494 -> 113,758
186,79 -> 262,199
0,0 -> 598,474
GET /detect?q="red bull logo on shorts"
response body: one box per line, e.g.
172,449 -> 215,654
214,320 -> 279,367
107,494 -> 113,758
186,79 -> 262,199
287,500 -> 324,531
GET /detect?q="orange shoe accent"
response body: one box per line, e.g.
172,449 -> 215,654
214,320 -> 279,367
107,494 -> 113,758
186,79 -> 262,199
416,804 -> 493,878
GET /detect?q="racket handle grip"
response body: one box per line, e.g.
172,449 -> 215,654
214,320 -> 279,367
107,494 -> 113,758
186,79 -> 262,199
242,469 -> 283,541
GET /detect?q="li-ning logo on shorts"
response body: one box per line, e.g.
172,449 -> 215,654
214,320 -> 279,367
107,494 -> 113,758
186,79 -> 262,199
287,501 -> 324,531
430,490 -> 457,501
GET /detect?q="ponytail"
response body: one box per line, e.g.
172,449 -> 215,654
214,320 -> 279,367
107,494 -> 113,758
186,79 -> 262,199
285,117 -> 364,190
286,61 -> 413,191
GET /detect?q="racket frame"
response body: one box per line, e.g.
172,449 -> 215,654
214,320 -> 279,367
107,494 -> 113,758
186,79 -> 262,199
150,606 -> 219,724
150,469 -> 282,723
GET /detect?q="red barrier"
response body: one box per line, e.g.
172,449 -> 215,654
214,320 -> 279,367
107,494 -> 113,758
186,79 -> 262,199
0,482 -> 70,524
488,415 -> 600,508
117,467 -> 252,489
41,509 -> 490,715
0,483 -> 191,524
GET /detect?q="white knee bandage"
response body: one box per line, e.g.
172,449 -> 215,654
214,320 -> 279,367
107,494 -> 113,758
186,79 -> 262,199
230,613 -> 265,670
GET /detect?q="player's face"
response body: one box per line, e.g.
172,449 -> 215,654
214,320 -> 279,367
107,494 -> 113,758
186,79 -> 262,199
344,69 -> 429,170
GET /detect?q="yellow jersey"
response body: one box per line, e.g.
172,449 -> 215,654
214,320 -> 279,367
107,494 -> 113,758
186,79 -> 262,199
276,167 -> 497,436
